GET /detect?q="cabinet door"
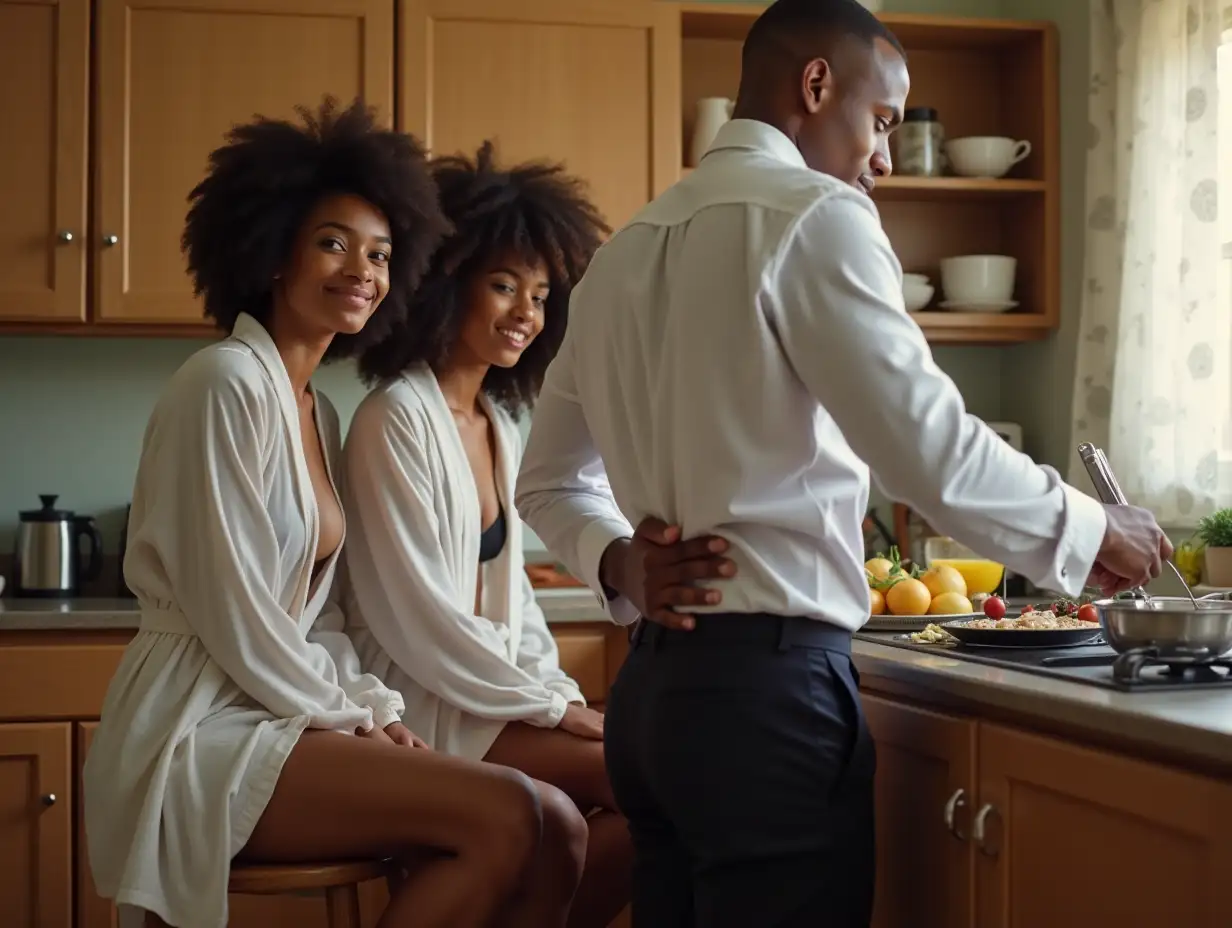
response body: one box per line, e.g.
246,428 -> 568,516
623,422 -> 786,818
863,694 -> 977,928
93,0 -> 395,325
0,722 -> 73,928
0,0 -> 89,322
399,0 -> 679,230
975,722 -> 1232,928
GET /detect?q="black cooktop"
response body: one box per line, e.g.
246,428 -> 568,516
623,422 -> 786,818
854,631 -> 1232,693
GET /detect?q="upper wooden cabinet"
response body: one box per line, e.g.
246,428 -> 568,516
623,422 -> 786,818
399,0 -> 679,230
0,0 -> 89,324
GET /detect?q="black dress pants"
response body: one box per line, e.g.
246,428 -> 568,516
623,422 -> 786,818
604,613 -> 877,928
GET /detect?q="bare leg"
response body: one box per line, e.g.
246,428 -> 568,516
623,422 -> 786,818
486,723 -> 633,928
240,730 -> 543,928
501,779 -> 588,928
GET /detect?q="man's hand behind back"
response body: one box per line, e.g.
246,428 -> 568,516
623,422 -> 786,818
600,517 -> 737,630
1091,503 -> 1173,595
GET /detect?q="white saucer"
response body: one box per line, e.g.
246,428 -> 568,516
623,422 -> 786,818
938,299 -> 1018,313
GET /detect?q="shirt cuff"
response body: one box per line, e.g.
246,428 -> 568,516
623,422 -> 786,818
1052,482 -> 1108,597
576,518 -> 640,626
539,690 -> 570,728
371,702 -> 404,730
547,679 -> 586,707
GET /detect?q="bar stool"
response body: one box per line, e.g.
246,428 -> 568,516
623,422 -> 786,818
144,858 -> 397,928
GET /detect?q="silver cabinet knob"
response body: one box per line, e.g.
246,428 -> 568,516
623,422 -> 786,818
57,231 -> 74,244
973,802 -> 1000,857
102,234 -> 119,247
943,787 -> 967,840
41,793 -> 56,806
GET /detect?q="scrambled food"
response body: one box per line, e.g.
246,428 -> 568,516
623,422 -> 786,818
965,609 -> 1098,631
909,623 -> 957,644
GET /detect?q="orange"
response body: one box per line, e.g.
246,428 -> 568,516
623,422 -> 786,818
928,592 -> 975,616
865,557 -> 895,583
869,588 -> 886,616
921,564 -> 967,599
886,578 -> 932,616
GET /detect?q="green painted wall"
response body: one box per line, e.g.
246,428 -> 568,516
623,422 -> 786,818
0,0 -> 1090,560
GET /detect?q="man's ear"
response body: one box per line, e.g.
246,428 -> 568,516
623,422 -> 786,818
802,58 -> 833,114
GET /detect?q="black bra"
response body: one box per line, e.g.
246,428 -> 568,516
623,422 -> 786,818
479,506 -> 507,563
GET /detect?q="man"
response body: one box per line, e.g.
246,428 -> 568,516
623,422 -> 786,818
516,0 -> 1172,925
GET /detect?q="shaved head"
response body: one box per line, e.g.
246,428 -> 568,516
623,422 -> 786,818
733,0 -> 910,193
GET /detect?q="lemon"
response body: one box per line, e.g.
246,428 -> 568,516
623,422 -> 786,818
865,557 -> 895,583
928,592 -> 975,616
886,578 -> 932,616
869,588 -> 886,616
921,564 -> 967,599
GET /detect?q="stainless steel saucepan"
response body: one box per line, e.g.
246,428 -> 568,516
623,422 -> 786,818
1078,441 -> 1232,662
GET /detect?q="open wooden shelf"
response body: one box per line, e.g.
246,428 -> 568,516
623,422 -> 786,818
676,3 -> 1060,345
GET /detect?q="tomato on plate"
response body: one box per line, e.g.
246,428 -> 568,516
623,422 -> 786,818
983,596 -> 1007,620
1077,603 -> 1099,624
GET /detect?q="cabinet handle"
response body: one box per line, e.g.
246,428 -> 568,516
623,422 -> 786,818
41,793 -> 56,807
102,234 -> 120,247
973,802 -> 1000,858
56,231 -> 75,244
943,787 -> 967,840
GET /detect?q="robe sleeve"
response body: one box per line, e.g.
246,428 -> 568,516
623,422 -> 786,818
138,354 -> 376,733
341,396 -> 569,729
513,571 -> 586,706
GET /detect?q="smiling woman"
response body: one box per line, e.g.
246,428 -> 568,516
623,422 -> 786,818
340,143 -> 628,927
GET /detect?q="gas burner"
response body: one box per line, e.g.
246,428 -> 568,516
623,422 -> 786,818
1111,647 -> 1232,686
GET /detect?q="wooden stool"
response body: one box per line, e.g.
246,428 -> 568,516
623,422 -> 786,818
144,858 -> 396,928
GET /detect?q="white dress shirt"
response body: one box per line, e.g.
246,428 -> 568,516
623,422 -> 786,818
515,119 -> 1108,632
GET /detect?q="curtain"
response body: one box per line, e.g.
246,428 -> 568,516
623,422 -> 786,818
1069,0 -> 1232,524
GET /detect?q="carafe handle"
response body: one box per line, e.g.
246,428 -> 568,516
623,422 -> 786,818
74,516 -> 104,583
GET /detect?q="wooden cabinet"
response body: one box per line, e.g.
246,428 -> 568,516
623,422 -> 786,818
865,691 -> 1232,928
399,0 -> 679,230
0,0 -> 394,330
0,0 -> 89,323
0,722 -> 73,928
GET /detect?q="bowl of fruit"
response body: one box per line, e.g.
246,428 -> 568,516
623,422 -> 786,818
864,545 -> 981,628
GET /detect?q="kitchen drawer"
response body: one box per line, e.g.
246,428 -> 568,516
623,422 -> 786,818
0,636 -> 127,721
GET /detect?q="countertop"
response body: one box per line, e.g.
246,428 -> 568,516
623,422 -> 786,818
0,586 -> 607,631
852,635 -> 1232,774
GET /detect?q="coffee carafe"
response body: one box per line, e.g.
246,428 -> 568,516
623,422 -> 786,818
13,495 -> 103,597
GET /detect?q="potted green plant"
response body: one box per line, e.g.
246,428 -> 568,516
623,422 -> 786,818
1196,509 -> 1232,587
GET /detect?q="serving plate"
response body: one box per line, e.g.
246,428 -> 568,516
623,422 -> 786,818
941,617 -> 1103,648
866,612 -> 981,632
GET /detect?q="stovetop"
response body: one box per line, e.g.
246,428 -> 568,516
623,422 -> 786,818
854,632 -> 1232,693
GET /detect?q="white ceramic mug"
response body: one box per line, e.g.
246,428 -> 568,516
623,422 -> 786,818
940,255 -> 1017,304
945,136 -> 1032,178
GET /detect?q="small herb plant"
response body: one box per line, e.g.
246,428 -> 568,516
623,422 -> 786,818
1197,509 -> 1232,549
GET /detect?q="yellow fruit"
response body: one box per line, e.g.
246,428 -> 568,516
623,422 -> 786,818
869,588 -> 886,616
886,578 -> 932,616
929,592 -> 975,616
921,564 -> 967,599
865,557 -> 895,583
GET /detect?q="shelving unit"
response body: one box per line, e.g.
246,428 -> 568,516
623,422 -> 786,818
676,3 -> 1059,345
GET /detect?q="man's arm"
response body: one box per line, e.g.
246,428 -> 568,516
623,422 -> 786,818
517,311 -> 737,626
769,192 -> 1108,596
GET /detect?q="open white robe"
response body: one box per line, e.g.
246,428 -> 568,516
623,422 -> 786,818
83,313 -> 404,928
341,363 -> 584,760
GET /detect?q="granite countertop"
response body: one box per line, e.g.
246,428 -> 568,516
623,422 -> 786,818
852,636 -> 1232,773
0,586 -> 607,631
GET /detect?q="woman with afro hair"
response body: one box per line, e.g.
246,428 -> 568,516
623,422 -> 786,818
339,142 -> 632,927
83,101 -> 582,928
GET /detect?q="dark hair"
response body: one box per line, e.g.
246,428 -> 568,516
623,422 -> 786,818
182,96 -> 449,361
358,141 -> 609,414
742,0 -> 905,70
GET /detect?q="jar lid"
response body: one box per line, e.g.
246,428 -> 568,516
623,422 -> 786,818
19,494 -> 73,522
903,106 -> 939,122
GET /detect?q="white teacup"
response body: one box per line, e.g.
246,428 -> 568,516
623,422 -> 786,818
903,281 -> 934,312
940,255 -> 1016,304
945,136 -> 1032,178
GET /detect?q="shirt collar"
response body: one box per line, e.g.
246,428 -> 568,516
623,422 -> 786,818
701,119 -> 808,170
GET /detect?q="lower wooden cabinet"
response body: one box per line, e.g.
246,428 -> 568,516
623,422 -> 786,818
865,691 -> 1232,928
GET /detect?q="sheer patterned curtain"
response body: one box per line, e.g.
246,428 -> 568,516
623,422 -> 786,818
1069,0 -> 1232,524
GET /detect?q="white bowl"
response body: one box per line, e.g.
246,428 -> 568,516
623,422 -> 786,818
903,272 -> 930,285
940,255 -> 1016,304
945,136 -> 1032,178
903,282 -> 934,312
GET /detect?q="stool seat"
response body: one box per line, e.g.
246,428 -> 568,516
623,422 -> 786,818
229,858 -> 394,894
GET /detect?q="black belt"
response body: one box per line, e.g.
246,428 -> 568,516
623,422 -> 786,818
629,612 -> 852,655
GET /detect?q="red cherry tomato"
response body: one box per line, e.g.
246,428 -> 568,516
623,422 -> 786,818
1077,603 -> 1099,624
1020,603 -> 1036,616
983,596 -> 1007,620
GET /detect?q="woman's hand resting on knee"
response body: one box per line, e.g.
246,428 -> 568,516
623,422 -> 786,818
357,721 -> 432,748
559,705 -> 604,740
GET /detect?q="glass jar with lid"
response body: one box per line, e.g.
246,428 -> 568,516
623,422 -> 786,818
894,107 -> 946,177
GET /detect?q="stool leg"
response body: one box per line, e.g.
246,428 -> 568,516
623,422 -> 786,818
324,884 -> 362,928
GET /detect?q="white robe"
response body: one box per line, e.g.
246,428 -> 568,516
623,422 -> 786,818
83,313 -> 405,928
341,363 -> 584,760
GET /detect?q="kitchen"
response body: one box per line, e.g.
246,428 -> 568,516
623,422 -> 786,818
3,0 -> 1232,927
